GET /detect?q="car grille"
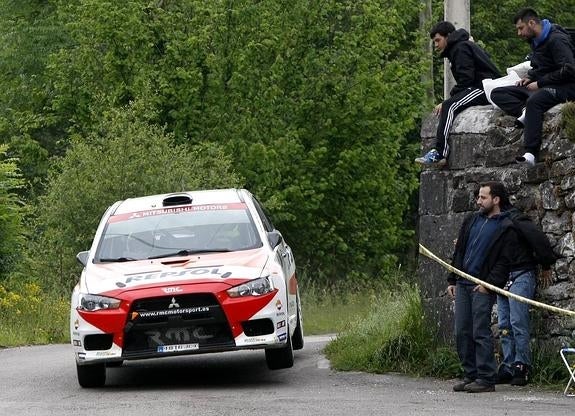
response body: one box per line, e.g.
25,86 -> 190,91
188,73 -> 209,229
122,293 -> 234,358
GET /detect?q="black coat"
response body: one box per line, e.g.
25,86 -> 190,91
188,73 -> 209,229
441,29 -> 502,96
448,212 -> 514,288
506,208 -> 558,271
528,24 -> 575,86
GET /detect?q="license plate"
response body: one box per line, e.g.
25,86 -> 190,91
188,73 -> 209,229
157,343 -> 199,353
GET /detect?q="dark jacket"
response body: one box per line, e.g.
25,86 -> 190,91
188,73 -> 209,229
527,24 -> 575,86
506,208 -> 558,272
448,212 -> 514,288
441,29 -> 502,96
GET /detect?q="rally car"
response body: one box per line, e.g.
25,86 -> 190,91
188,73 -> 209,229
70,188 -> 303,387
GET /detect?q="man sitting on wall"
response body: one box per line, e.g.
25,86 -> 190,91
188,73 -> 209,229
415,21 -> 501,166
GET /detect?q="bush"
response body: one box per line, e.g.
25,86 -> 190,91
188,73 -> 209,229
22,103 -> 243,293
0,282 -> 68,346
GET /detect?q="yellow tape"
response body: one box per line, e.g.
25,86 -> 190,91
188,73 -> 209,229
418,243 -> 575,317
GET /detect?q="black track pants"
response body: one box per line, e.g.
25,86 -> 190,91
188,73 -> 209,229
491,84 -> 575,156
435,88 -> 489,158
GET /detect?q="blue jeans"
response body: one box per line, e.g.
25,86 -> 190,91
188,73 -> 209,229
455,282 -> 497,385
497,270 -> 536,371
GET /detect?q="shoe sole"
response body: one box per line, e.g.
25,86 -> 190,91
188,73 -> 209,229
414,159 -> 447,167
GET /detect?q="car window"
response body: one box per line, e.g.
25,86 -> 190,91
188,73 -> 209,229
251,198 -> 275,232
94,203 -> 262,261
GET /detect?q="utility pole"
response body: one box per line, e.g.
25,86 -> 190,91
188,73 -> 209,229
444,0 -> 470,99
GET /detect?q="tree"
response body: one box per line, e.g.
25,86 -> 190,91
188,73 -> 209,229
0,145 -> 25,280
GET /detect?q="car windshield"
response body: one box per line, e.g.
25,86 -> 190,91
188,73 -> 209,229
94,203 -> 262,262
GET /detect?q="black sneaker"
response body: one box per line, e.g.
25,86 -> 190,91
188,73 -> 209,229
453,378 -> 474,392
496,365 -> 513,384
510,362 -> 529,386
464,381 -> 495,393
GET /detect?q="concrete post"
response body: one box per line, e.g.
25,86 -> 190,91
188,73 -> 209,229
444,0 -> 471,99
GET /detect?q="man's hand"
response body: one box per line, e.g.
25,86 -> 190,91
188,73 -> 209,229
539,269 -> 553,289
447,285 -> 456,298
473,285 -> 489,294
516,77 -> 533,87
433,103 -> 442,116
526,81 -> 539,91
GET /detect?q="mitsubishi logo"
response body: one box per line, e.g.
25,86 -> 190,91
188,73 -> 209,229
168,297 -> 180,309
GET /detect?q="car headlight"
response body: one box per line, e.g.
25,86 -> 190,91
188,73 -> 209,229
78,294 -> 121,311
227,276 -> 274,298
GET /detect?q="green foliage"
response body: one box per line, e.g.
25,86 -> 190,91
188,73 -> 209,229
0,281 -> 68,346
24,103 -> 242,292
32,0 -> 427,283
0,144 -> 25,280
0,0 -> 69,195
325,283 -> 435,374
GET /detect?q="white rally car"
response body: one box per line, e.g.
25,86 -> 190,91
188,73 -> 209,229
70,189 -> 303,387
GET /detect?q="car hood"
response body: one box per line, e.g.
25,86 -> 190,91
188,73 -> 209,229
83,249 -> 270,295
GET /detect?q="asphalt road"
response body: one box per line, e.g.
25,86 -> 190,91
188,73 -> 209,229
0,335 -> 574,416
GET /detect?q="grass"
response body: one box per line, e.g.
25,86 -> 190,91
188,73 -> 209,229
322,282 -> 458,376
301,280 -> 382,335
0,282 -> 69,347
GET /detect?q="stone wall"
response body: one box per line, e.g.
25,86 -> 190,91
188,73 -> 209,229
417,104 -> 575,349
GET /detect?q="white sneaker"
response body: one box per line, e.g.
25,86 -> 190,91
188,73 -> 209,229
515,152 -> 535,167
516,108 -> 526,127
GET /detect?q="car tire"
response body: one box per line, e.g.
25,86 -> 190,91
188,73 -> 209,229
265,329 -> 294,370
291,294 -> 304,351
76,362 -> 106,388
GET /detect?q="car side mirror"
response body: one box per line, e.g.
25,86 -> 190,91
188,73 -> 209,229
76,251 -> 90,267
267,231 -> 283,248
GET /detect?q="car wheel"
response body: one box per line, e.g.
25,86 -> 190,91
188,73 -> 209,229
265,329 -> 294,370
291,294 -> 304,351
76,363 -> 106,388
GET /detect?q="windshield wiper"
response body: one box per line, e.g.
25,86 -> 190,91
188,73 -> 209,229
98,257 -> 139,263
148,249 -> 231,260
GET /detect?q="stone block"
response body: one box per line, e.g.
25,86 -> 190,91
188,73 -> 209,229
421,297 -> 454,345
452,105 -> 497,134
551,157 -> 575,178
451,189 -> 475,212
557,232 -> 575,257
448,134 -> 489,169
542,211 -> 572,235
561,175 -> 575,191
486,144 -> 520,167
540,181 -> 560,210
420,113 -> 438,139
565,190 -> 575,209
418,171 -> 449,215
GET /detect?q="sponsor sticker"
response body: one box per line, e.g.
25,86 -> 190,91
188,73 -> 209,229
108,203 -> 247,223
157,343 -> 199,353
276,320 -> 286,329
278,333 -> 287,342
162,286 -> 183,294
275,299 -> 282,310
137,306 -> 209,319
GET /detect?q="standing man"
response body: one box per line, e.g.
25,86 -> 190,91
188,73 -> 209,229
491,8 -> 575,167
496,207 -> 557,386
447,181 -> 514,393
415,22 -> 501,166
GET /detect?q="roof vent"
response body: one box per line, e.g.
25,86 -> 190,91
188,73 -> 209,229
162,194 -> 192,207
